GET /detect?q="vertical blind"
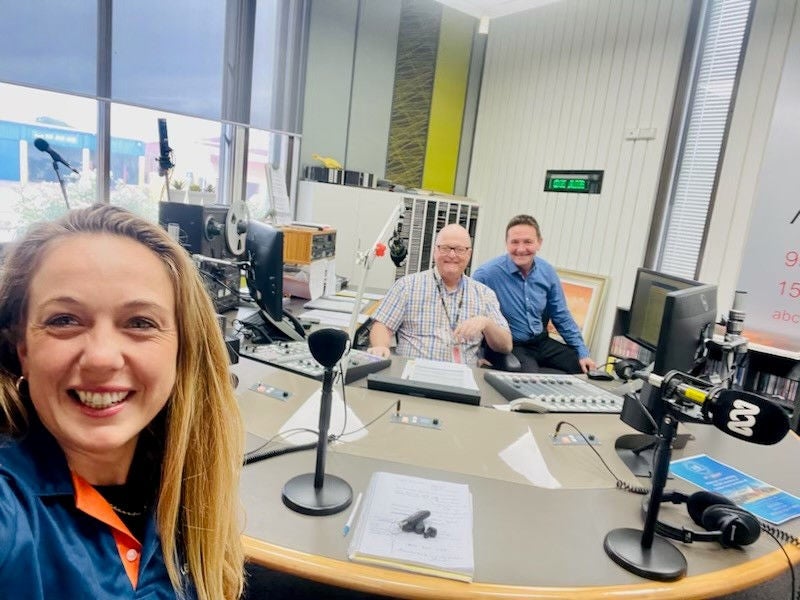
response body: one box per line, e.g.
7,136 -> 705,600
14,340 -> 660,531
657,0 -> 752,279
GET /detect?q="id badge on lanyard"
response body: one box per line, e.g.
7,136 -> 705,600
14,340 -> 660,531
451,344 -> 462,363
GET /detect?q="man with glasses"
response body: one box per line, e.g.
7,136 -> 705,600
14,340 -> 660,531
367,224 -> 512,366
473,214 -> 596,374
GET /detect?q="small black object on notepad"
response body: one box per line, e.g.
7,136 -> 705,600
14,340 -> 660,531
399,510 -> 430,532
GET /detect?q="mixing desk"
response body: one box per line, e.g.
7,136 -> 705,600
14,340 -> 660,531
484,372 -> 623,413
239,341 -> 391,384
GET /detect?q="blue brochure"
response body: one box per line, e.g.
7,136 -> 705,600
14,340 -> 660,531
669,454 -> 800,525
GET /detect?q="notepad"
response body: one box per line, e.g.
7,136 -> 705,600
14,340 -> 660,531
347,471 -> 474,582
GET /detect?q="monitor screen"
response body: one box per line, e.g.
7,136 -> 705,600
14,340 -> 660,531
622,281 -> 717,438
653,284 -> 717,376
626,268 -> 703,350
245,220 -> 284,322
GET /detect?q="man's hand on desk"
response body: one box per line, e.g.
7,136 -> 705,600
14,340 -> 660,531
578,357 -> 597,373
368,346 -> 392,359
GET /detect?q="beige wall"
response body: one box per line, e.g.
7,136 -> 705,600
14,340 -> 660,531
468,0 -> 694,357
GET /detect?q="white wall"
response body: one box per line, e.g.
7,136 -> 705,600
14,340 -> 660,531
468,0 -> 693,358
301,0 -> 358,172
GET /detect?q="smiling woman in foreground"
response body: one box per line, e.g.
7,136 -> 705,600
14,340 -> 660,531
0,204 -> 244,599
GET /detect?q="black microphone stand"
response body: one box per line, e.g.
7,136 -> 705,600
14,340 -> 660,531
50,159 -> 71,210
604,402 -> 688,581
282,329 -> 353,516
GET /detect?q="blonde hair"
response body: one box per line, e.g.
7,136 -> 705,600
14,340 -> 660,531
0,204 -> 244,600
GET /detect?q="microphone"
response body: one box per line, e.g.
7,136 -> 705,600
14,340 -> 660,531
635,371 -> 790,445
282,328 -> 353,516
388,221 -> 407,267
157,118 -> 174,175
33,138 -> 79,174
703,389 -> 790,445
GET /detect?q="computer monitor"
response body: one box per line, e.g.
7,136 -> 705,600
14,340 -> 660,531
626,268 -> 704,350
617,279 -> 717,473
244,220 -> 304,342
652,284 -> 717,376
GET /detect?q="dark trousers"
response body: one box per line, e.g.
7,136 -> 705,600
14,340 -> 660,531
512,333 -> 582,374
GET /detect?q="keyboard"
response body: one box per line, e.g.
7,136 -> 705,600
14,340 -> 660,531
239,341 -> 391,384
484,372 -> 623,413
366,373 -> 481,406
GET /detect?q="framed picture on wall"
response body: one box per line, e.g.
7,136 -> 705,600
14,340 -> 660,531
547,269 -> 608,347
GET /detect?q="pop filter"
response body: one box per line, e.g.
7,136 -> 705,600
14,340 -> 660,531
308,328 -> 349,368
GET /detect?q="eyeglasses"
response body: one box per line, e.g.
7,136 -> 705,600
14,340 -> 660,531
436,245 -> 471,256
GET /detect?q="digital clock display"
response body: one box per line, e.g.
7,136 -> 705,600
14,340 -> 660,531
544,170 -> 603,194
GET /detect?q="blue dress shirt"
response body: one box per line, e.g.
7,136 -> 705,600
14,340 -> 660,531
473,254 -> 589,358
0,420 -> 193,599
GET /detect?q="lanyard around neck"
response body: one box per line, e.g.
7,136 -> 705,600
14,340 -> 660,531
435,274 -> 463,331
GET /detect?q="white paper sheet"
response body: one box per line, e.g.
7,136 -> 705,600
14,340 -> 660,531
279,389 -> 367,444
400,358 -> 479,391
304,296 -> 370,313
336,290 -> 385,301
498,428 -> 562,488
300,309 -> 368,328
348,472 -> 474,580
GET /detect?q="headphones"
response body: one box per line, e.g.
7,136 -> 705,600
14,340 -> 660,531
644,490 -> 761,548
614,358 -> 646,381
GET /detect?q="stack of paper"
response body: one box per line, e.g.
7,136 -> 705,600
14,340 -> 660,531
348,472 -> 474,582
401,358 -> 479,391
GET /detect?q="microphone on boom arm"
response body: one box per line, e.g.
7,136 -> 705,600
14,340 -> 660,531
388,218 -> 407,267
33,138 -> 79,174
634,370 -> 790,445
157,118 -> 174,176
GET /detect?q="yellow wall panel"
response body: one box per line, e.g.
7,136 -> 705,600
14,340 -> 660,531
422,8 -> 474,193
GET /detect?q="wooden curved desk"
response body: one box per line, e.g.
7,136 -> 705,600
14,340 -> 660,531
234,358 -> 800,599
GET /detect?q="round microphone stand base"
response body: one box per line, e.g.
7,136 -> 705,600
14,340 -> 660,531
604,527 -> 687,581
282,473 -> 353,516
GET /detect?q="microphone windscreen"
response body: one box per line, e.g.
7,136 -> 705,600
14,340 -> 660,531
706,389 -> 790,445
307,328 -> 349,369
34,138 -> 49,151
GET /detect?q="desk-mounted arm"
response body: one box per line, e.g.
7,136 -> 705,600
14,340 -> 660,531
346,202 -> 405,343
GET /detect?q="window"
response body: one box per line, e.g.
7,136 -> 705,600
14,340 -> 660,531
109,105 -> 222,222
0,0 -> 308,235
0,83 -> 96,236
655,0 -> 753,279
0,0 -> 97,95
112,0 -> 226,121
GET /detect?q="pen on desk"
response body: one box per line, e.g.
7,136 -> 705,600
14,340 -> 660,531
342,492 -> 363,537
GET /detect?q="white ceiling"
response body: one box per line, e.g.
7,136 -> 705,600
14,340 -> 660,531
435,0 -> 560,20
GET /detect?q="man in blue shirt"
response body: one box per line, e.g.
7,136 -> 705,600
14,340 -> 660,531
473,215 -> 596,374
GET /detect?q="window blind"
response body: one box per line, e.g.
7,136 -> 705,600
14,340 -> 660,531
657,0 -> 752,279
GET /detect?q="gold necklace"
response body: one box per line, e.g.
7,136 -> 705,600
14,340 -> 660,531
110,504 -> 147,517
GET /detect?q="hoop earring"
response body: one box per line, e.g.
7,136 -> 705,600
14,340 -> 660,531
15,376 -> 25,393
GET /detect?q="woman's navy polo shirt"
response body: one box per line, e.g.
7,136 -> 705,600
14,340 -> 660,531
0,422 -> 192,599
